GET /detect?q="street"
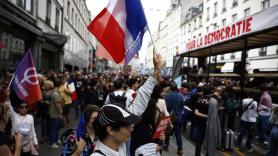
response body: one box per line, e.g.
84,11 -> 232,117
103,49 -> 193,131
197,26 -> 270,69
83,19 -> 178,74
37,110 -> 266,156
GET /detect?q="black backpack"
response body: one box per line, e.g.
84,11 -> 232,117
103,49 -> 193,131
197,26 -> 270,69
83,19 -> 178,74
109,92 -> 127,105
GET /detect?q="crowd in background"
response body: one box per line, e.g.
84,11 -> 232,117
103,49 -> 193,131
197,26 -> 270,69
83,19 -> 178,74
0,64 -> 278,156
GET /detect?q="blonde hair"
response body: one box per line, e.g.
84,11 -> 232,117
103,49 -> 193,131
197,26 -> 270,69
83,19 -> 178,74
43,80 -> 54,89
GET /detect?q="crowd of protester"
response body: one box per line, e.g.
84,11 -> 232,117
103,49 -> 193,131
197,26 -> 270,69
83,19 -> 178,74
0,54 -> 278,156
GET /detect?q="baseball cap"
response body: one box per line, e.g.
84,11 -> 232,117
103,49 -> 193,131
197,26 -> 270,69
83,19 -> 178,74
97,103 -> 141,127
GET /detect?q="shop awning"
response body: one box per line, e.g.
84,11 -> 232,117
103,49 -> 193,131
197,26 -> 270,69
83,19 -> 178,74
179,4 -> 278,58
44,33 -> 67,47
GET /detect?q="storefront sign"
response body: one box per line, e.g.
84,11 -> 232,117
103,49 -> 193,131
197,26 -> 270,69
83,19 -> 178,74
185,5 -> 278,52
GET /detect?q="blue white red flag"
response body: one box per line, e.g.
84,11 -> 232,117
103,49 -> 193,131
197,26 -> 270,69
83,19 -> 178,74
87,0 -> 148,65
11,49 -> 42,105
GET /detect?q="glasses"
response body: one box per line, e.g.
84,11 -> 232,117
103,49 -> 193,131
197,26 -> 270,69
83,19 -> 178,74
19,106 -> 28,109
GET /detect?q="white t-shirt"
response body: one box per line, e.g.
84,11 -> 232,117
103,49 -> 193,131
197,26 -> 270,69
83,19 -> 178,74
155,99 -> 170,122
241,98 -> 258,123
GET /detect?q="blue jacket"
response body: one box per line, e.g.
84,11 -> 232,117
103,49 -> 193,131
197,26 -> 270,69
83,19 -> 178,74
165,91 -> 184,121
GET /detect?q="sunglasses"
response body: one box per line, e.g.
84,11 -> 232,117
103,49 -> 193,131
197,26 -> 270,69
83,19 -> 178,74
19,106 -> 28,109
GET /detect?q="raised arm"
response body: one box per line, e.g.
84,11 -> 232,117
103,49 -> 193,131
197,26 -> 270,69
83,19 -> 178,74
127,49 -> 165,116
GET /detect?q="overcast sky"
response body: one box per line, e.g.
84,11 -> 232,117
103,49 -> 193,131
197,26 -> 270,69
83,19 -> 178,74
86,0 -> 171,63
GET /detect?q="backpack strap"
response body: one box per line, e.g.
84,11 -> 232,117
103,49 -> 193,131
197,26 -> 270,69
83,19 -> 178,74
94,150 -> 106,156
122,92 -> 126,98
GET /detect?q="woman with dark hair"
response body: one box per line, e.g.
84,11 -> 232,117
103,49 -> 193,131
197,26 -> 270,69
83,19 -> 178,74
72,105 -> 100,156
130,83 -> 169,156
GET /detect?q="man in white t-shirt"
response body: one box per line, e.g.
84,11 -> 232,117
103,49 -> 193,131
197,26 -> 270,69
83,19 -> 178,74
235,92 -> 258,152
104,78 -> 133,107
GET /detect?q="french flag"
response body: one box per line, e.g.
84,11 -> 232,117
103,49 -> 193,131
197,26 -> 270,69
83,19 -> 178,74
68,82 -> 77,101
87,0 -> 148,65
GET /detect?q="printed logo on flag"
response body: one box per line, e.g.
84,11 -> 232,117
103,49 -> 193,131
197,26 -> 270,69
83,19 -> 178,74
12,49 -> 42,105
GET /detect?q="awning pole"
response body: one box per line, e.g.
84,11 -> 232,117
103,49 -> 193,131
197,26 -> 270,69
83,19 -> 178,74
215,55 -> 217,72
207,48 -> 212,82
240,38 -> 248,91
187,54 -> 191,83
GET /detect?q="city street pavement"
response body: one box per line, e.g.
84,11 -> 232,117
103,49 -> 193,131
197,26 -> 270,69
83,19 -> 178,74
36,109 -> 266,156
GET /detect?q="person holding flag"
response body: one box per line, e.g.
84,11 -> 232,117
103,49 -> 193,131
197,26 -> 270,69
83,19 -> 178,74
6,49 -> 41,156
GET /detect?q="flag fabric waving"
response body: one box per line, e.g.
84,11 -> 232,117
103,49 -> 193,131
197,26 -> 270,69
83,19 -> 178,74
68,82 -> 77,101
11,49 -> 42,106
87,0 -> 148,65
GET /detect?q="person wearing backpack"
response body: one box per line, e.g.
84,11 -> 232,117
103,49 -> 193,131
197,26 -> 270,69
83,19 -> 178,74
104,78 -> 133,107
222,85 -> 240,131
90,50 -> 165,156
235,92 -> 258,152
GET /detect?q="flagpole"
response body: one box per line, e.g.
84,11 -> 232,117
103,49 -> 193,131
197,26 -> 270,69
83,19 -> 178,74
7,75 -> 14,88
147,26 -> 157,53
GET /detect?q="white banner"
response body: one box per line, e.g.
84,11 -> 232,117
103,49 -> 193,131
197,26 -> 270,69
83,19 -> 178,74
185,4 -> 278,52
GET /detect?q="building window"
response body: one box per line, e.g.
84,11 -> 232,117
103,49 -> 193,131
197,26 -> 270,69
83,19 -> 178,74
46,0 -> 51,25
206,7 -> 210,21
262,0 -> 270,10
231,53 -> 236,59
206,26 -> 209,33
232,14 -> 237,22
222,0 -> 227,13
259,47 -> 267,56
194,19 -> 197,30
222,18 -> 226,26
232,0 -> 238,8
67,2 -> 70,17
188,24 -> 191,33
213,23 -> 218,30
55,9 -> 60,31
221,55 -> 224,60
71,8 -> 74,24
199,16 -> 202,27
16,0 -> 33,13
244,8 -> 250,18
75,14 -> 78,28
214,2 -> 218,18
199,3 -> 203,11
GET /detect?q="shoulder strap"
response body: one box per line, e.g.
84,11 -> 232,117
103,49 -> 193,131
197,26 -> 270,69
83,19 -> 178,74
243,100 -> 255,113
94,150 -> 106,156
